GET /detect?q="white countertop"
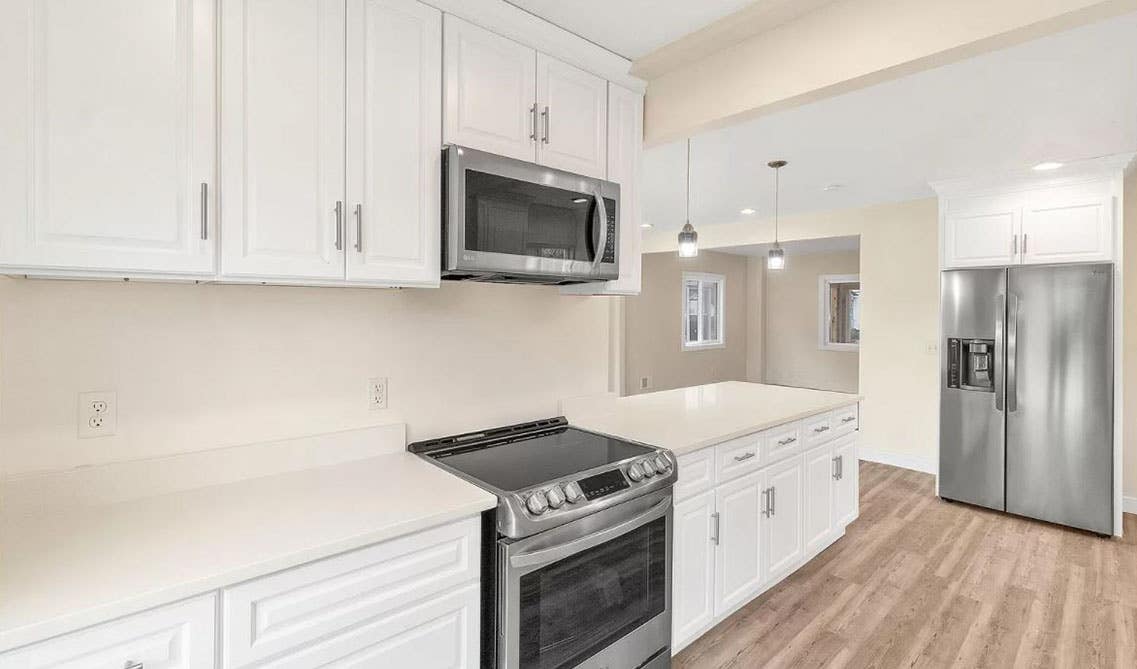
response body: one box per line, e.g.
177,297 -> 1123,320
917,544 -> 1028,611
566,381 -> 861,456
0,451 -> 495,652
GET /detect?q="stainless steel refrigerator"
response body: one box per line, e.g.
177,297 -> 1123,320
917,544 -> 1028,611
939,264 -> 1113,534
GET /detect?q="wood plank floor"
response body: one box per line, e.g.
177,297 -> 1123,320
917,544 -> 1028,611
674,460 -> 1137,669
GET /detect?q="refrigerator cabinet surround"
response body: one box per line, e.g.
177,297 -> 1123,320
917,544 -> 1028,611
939,265 -> 1114,534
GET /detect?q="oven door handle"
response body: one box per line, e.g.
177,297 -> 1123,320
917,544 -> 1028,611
592,189 -> 609,270
509,496 -> 671,569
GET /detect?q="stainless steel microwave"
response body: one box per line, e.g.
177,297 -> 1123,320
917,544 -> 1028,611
442,145 -> 619,284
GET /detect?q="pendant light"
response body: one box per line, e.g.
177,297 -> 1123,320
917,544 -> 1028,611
767,160 -> 787,270
677,139 -> 698,257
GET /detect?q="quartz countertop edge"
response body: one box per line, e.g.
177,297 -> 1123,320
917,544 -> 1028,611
0,452 -> 496,653
566,382 -> 863,457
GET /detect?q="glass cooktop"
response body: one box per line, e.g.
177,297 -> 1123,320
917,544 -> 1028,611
429,425 -> 652,492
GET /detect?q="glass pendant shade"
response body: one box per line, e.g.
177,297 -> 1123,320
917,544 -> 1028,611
767,244 -> 785,270
678,222 -> 698,257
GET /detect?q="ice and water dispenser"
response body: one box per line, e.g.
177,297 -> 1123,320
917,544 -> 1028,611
946,338 -> 995,391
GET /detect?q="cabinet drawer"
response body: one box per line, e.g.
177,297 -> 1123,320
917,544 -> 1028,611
0,594 -> 215,669
831,405 -> 859,437
763,421 -> 802,465
675,447 -> 716,502
802,412 -> 835,447
715,434 -> 763,483
222,517 -> 479,668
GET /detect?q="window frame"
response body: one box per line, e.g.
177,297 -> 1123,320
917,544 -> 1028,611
818,273 -> 861,352
681,272 -> 726,351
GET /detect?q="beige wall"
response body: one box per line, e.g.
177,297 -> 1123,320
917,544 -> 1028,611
624,250 -> 751,394
0,279 -> 610,478
764,250 -> 860,393
644,198 -> 940,471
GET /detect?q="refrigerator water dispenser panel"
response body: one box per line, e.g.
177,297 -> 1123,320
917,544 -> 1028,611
946,338 -> 995,391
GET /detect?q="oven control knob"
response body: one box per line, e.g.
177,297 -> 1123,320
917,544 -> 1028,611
525,491 -> 549,515
564,481 -> 584,504
627,463 -> 645,482
654,455 -> 671,472
546,485 -> 566,509
641,460 -> 657,478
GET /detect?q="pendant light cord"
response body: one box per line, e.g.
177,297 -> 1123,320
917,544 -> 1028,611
773,164 -> 779,245
686,139 -> 691,225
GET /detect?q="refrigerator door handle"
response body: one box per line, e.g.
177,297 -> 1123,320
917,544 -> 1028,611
1006,293 -> 1019,413
994,294 -> 1005,411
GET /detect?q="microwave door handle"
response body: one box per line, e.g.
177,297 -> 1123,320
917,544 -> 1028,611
509,496 -> 670,569
592,190 -> 609,270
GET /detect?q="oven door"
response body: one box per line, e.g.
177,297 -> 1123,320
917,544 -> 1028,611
444,144 -> 619,281
498,489 -> 672,669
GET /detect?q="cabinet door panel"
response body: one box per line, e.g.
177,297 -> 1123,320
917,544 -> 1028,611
714,470 -> 764,617
803,443 -> 836,558
833,436 -> 859,528
443,15 -> 536,162
535,54 -> 606,178
346,0 -> 440,285
0,0 -> 216,275
1021,184 -> 1113,264
220,0 -> 346,280
764,456 -> 803,580
672,490 -> 716,650
942,196 -> 1019,268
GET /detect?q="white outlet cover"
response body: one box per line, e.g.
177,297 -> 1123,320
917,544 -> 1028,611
367,377 -> 388,411
78,391 -> 116,438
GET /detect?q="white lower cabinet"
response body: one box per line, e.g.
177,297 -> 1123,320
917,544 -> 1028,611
672,490 -> 716,646
672,407 -> 859,654
0,594 -> 216,669
713,470 -> 765,617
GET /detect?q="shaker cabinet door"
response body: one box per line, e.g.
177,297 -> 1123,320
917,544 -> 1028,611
942,196 -> 1019,268
443,15 -> 537,163
672,490 -> 717,651
0,0 -> 217,276
220,0 -> 347,281
833,436 -> 859,528
346,0 -> 441,286
713,470 -> 765,617
535,54 -> 607,179
763,456 -> 803,580
1020,184 -> 1114,265
803,443 -> 836,558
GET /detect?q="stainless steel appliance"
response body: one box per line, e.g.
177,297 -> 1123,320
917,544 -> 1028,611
442,145 -> 620,285
410,417 -> 676,669
940,264 -> 1113,533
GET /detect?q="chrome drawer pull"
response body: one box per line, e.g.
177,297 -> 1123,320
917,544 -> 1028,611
841,416 -> 856,423
733,451 -> 756,462
124,662 -> 144,669
813,425 -> 830,433
777,436 -> 797,446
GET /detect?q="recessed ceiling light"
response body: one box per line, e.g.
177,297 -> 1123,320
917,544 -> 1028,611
640,222 -> 654,229
740,208 -> 756,215
823,183 -> 843,191
1032,161 -> 1063,171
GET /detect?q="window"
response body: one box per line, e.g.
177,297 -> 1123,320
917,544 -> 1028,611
682,272 -> 725,349
819,274 -> 861,351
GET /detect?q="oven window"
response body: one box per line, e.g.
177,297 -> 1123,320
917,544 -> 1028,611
518,516 -> 667,669
465,170 -> 603,261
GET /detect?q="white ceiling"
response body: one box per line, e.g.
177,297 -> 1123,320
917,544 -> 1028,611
505,0 -> 756,60
718,235 -> 860,257
642,12 -> 1137,231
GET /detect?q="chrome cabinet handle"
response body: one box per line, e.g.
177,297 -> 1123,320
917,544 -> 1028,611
761,488 -> 769,517
710,511 -> 720,545
529,104 -> 537,141
354,204 -> 362,252
334,201 -> 344,251
733,451 -> 756,462
839,455 -> 844,480
124,662 -> 144,669
832,456 -> 839,480
200,183 -> 208,240
541,105 -> 549,143
1022,233 -> 1028,256
770,486 -> 776,516
813,425 -> 830,433
841,416 -> 856,423
777,436 -> 797,446
1013,233 -> 1018,257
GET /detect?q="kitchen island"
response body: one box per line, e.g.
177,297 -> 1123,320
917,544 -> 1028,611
565,381 -> 862,654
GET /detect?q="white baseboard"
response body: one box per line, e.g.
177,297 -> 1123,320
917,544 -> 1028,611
1124,496 -> 1137,515
858,447 -> 937,475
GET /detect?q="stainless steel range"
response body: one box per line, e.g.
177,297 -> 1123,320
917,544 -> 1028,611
410,417 -> 676,669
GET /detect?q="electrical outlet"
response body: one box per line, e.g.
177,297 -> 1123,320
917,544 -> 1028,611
367,377 -> 388,410
78,391 -> 116,438
639,376 -> 651,391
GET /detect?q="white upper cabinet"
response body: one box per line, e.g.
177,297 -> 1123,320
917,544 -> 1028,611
535,54 -> 607,179
0,0 -> 217,276
443,15 -> 537,163
220,0 -> 346,281
346,0 -> 441,286
1020,182 -> 1113,265
562,82 -> 643,296
942,197 -> 1019,269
